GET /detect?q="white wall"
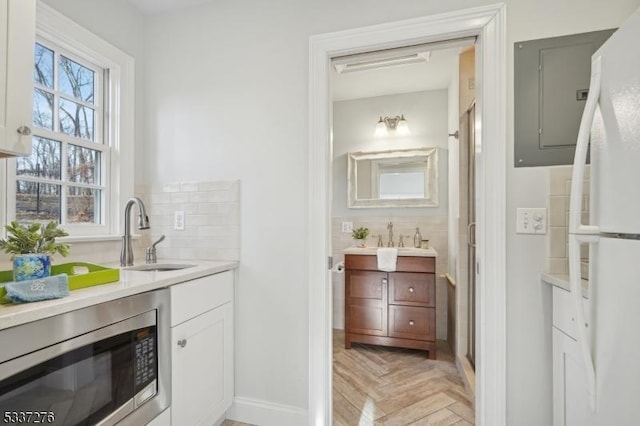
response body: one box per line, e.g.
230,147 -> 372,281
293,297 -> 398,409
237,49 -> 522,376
37,0 -> 640,424
332,90 -> 449,218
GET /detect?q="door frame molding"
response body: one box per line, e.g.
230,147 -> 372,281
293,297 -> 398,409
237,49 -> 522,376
308,4 -> 507,425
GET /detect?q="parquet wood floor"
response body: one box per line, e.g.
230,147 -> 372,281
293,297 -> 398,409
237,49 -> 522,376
333,329 -> 475,425
221,330 -> 474,425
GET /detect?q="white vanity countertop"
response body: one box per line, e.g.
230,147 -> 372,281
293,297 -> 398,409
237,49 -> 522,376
343,246 -> 438,257
0,259 -> 238,331
541,272 -> 589,299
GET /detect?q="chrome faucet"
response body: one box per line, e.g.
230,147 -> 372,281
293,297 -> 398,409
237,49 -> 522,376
120,197 -> 150,267
387,222 -> 394,247
146,235 -> 165,264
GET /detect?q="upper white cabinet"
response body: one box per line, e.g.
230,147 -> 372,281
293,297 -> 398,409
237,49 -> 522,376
0,0 -> 35,157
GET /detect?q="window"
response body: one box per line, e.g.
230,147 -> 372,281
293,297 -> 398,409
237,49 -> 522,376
5,3 -> 135,238
17,41 -> 106,226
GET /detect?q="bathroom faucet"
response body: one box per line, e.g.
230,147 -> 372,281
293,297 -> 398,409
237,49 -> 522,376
387,222 -> 394,247
120,197 -> 150,267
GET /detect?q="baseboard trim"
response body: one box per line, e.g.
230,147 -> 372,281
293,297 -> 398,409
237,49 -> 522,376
227,396 -> 307,426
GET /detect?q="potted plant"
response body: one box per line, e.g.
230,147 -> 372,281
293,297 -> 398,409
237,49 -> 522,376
351,226 -> 369,248
0,221 -> 70,281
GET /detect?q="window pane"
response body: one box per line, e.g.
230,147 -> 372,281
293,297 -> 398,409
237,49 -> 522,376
67,187 -> 100,224
59,55 -> 95,103
59,98 -> 95,141
17,137 -> 61,180
68,145 -> 101,185
33,89 -> 54,130
34,43 -> 54,88
16,181 -> 61,223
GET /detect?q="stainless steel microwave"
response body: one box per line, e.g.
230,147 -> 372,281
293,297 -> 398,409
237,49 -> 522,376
0,289 -> 171,425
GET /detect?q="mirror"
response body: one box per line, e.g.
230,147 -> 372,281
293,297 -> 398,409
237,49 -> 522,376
348,147 -> 438,208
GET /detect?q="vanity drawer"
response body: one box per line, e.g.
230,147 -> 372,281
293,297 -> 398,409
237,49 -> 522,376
345,254 -> 435,273
389,272 -> 435,307
388,306 -> 435,341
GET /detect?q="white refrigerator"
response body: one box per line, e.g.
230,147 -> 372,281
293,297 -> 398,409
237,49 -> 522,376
564,5 -> 640,425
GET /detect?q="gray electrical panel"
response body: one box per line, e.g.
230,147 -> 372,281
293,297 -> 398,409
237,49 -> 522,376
514,29 -> 615,167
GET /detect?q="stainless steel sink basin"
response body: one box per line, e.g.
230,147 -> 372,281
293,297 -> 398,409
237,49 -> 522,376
125,263 -> 196,272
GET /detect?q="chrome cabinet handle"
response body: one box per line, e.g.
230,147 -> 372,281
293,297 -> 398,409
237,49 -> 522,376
177,339 -> 187,348
409,320 -> 415,326
17,126 -> 31,136
467,222 -> 476,248
409,287 -> 414,293
382,278 -> 387,285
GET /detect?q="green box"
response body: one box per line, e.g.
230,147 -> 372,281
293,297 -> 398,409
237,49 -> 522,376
0,262 -> 120,304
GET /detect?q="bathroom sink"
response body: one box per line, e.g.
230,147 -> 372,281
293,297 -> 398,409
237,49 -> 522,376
125,263 -> 196,272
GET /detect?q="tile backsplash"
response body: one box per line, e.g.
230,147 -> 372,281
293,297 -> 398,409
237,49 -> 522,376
0,180 -> 240,270
144,180 -> 240,261
548,166 -> 589,275
331,215 -> 449,340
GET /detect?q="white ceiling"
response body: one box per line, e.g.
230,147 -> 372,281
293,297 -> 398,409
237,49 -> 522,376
331,47 -> 460,102
127,0 -> 212,15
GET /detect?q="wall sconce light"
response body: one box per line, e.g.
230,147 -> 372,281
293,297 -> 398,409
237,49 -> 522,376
375,114 -> 410,137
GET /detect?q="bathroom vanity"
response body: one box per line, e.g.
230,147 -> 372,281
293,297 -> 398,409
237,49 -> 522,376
343,248 -> 438,359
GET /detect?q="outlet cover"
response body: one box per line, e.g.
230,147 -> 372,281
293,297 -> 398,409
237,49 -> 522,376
516,208 -> 547,234
174,211 -> 185,231
341,221 -> 353,233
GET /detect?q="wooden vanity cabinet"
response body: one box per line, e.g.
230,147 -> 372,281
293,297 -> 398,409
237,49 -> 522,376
344,254 -> 436,359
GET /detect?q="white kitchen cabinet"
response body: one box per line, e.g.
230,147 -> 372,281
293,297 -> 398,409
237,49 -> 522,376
0,0 -> 35,157
170,271 -> 234,426
552,286 -> 593,426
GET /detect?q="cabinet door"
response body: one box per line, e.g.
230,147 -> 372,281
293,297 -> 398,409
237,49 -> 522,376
0,0 -> 35,157
172,302 -> 233,426
345,270 -> 387,336
552,327 -> 595,426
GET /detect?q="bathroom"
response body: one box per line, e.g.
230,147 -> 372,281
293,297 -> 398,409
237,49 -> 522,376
330,41 -> 477,423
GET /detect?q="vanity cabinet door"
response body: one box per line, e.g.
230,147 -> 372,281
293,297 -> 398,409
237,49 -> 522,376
171,302 -> 233,426
0,0 -> 35,157
345,270 -> 387,337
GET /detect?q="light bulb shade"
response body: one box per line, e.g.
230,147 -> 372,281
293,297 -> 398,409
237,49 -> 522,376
396,115 -> 410,136
375,117 -> 387,137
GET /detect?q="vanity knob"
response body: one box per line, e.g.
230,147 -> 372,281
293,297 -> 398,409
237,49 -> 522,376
17,125 -> 31,136
409,287 -> 415,293
409,320 -> 415,326
177,339 -> 187,348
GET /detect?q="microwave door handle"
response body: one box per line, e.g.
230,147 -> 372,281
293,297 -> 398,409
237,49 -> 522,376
569,56 -> 601,236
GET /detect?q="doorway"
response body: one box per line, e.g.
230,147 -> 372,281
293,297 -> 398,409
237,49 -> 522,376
308,5 -> 507,426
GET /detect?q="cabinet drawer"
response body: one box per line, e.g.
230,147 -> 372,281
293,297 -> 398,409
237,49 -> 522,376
346,270 -> 386,299
552,286 -> 590,340
388,306 -> 435,341
389,272 -> 435,307
345,255 -> 435,273
170,271 -> 233,326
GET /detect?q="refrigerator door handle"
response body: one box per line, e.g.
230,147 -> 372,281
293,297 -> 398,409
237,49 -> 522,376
569,56 -> 602,236
569,235 -> 598,412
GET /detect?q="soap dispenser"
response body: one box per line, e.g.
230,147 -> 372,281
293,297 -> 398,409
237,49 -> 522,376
414,227 -> 422,248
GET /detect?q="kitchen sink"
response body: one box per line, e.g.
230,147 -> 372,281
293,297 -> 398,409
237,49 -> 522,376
125,263 -> 196,272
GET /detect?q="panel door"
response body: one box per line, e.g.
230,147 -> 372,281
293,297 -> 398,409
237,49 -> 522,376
552,327 -> 595,426
171,303 -> 233,426
345,270 -> 387,336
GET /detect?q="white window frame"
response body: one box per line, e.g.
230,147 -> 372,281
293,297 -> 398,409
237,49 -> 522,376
4,2 -> 134,239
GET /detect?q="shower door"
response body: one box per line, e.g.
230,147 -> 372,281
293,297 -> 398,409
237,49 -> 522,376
466,102 -> 477,368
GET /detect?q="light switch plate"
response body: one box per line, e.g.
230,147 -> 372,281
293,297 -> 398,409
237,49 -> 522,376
516,208 -> 547,234
341,221 -> 353,233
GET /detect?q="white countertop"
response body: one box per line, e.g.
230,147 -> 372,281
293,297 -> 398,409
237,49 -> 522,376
541,272 -> 589,299
0,259 -> 238,331
343,246 -> 438,257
